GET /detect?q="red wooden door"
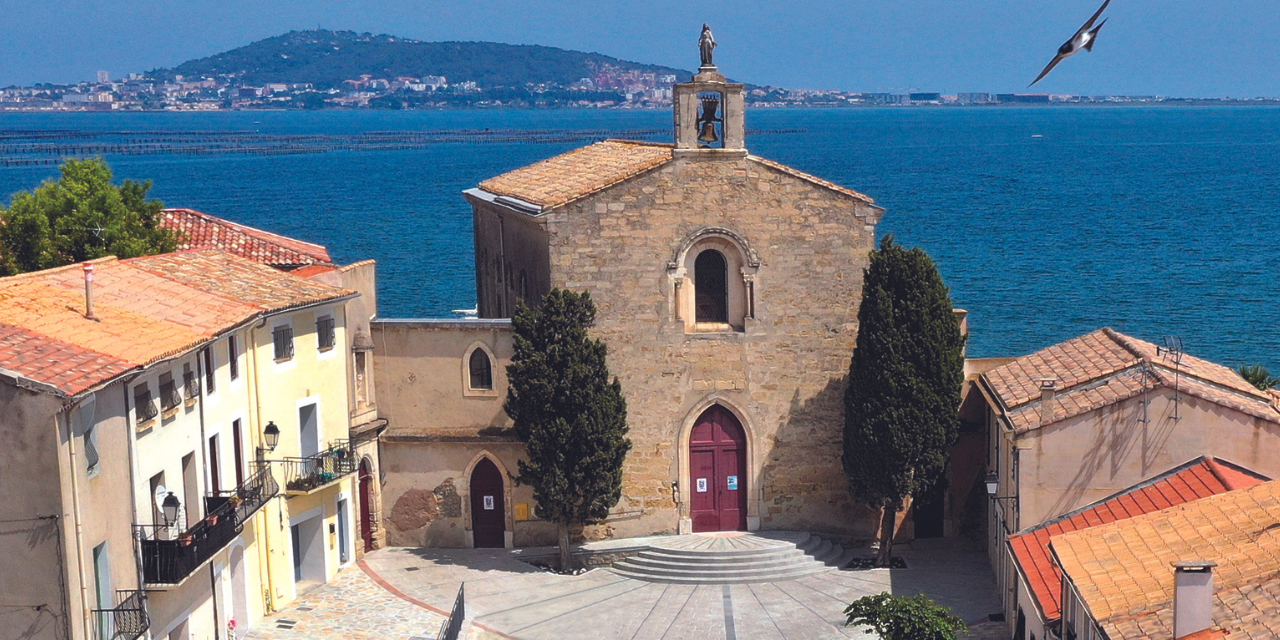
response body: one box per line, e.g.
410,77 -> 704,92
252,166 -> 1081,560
359,459 -> 374,553
470,458 -> 506,548
689,406 -> 747,532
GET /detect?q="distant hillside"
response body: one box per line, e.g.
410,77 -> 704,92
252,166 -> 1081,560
152,30 -> 693,89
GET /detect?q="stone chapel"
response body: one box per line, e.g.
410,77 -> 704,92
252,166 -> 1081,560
373,48 -> 888,548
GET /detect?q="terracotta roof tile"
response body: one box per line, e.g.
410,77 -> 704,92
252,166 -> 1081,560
1051,477 -> 1280,640
0,250 -> 354,397
478,140 -> 674,209
1009,457 -> 1267,626
985,328 -> 1280,432
160,208 -> 334,267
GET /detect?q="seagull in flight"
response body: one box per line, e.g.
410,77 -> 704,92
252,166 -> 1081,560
1030,0 -> 1111,87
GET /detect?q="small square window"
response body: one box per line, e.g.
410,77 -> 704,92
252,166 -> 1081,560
273,325 -> 295,361
317,316 -> 335,351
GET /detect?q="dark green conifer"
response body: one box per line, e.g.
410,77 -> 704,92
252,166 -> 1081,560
505,289 -> 631,570
843,235 -> 965,566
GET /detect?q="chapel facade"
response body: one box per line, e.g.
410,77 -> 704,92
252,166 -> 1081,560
374,49 -> 887,547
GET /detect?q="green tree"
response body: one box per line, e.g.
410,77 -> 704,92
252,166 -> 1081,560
843,235 -> 965,567
505,289 -> 631,570
0,157 -> 179,275
1237,363 -> 1279,391
844,592 -> 968,640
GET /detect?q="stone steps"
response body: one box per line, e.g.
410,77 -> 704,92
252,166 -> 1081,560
608,531 -> 849,585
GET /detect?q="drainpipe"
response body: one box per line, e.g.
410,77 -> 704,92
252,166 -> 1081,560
246,319 -> 278,612
61,408 -> 92,638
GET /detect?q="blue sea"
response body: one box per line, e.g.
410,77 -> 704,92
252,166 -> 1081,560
2,107 -> 1279,367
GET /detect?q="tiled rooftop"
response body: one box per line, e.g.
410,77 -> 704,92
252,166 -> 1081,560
1010,457 -> 1267,626
0,250 -> 354,397
476,139 -> 876,211
1051,478 -> 1280,640
160,208 -> 334,267
983,328 -> 1279,432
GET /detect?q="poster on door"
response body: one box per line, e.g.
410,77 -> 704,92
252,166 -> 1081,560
483,495 -> 495,510
727,475 -> 738,490
696,478 -> 708,493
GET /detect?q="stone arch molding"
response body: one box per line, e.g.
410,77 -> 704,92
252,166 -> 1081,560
462,450 -> 515,548
461,341 -> 500,397
667,226 -> 760,272
674,395 -> 762,533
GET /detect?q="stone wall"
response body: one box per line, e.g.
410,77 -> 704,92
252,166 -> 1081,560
523,152 -> 884,538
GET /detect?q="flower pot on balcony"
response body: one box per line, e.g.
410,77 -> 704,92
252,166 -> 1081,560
178,533 -> 193,547
228,495 -> 243,508
206,515 -> 219,526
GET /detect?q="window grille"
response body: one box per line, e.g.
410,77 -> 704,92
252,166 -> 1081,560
273,325 -> 294,361
134,388 -> 156,423
160,374 -> 180,412
84,425 -> 99,471
317,316 -> 336,351
469,349 -> 493,390
695,249 -> 729,323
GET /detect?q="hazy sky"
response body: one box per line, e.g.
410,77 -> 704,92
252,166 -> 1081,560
3,0 -> 1278,96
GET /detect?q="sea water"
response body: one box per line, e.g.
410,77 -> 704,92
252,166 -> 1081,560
1,106 -> 1278,365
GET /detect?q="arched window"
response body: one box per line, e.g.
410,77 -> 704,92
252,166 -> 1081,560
695,249 -> 728,323
468,349 -> 493,390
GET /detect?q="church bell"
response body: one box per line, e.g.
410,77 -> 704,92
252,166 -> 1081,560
697,96 -> 721,144
698,121 -> 720,144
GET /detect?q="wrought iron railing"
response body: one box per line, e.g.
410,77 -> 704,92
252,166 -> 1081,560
134,395 -> 157,423
91,589 -> 149,640
281,440 -> 359,493
183,375 -> 200,401
137,463 -> 277,586
437,583 -> 465,640
160,381 -> 181,412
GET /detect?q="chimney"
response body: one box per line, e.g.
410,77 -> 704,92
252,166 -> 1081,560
82,263 -> 96,320
1173,561 -> 1217,639
1038,378 -> 1057,424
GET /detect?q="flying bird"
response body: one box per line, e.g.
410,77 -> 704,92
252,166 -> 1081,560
1030,0 -> 1111,87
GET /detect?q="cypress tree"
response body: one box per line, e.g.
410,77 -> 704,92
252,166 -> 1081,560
843,235 -> 965,566
505,289 -> 631,570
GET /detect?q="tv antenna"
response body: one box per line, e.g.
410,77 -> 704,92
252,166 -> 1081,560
1157,336 -> 1185,420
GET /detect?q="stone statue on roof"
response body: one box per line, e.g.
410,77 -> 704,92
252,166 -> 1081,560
699,24 -> 716,68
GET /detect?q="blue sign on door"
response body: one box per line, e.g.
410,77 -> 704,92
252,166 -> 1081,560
727,475 -> 738,490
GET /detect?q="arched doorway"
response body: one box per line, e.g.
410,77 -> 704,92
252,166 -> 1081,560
358,458 -> 375,553
229,545 -> 248,639
470,458 -> 506,547
689,405 -> 747,532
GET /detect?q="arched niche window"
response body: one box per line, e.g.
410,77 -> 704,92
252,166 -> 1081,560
673,231 -> 757,334
695,250 -> 728,323
469,349 -> 493,391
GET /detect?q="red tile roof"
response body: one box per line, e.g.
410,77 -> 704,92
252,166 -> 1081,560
1009,457 -> 1268,627
0,250 -> 354,397
159,208 -> 334,267
983,328 -> 1280,432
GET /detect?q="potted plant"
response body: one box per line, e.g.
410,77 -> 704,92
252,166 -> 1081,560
228,494 -> 243,508
178,532 -> 194,547
206,513 -> 219,526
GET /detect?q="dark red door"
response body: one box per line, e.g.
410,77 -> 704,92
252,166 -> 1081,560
470,458 -> 506,548
689,406 -> 747,532
359,459 -> 375,553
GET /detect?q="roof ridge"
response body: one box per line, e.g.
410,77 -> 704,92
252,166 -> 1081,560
1101,326 -> 1147,361
602,139 -> 675,148
0,255 -> 118,284
747,155 -> 877,205
162,208 -> 333,259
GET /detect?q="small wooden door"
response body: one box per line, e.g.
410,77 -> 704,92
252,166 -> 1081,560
359,459 -> 375,553
470,458 -> 506,548
689,406 -> 747,532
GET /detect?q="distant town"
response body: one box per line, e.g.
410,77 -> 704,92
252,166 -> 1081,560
5,69 -> 1278,111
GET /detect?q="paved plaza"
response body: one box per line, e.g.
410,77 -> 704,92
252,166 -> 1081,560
250,538 -> 1006,640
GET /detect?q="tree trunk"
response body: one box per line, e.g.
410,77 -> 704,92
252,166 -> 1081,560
876,501 -> 897,567
558,522 -> 572,572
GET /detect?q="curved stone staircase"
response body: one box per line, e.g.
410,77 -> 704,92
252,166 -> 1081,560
609,531 -> 855,584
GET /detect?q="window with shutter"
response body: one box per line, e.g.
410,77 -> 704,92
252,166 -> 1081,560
273,325 -> 294,361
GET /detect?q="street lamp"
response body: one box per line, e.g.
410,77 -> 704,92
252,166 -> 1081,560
161,492 -> 181,527
985,471 -> 999,496
262,421 -> 280,451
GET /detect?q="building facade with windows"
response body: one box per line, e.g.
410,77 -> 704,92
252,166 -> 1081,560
0,250 -> 364,640
375,60 -> 889,547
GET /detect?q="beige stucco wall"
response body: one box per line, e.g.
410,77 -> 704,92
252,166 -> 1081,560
478,153 -> 884,539
1012,387 -> 1280,529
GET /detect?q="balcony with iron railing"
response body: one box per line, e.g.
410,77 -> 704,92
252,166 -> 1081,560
281,439 -> 360,495
91,588 -> 149,640
136,462 -> 278,587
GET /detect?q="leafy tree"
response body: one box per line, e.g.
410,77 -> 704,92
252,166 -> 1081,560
505,289 -> 631,570
1237,363 -> 1279,391
843,235 -> 965,567
844,592 -> 968,640
0,158 -> 178,275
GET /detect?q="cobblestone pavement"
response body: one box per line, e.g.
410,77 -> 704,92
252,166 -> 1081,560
244,562 -> 503,640
334,541 -> 1009,640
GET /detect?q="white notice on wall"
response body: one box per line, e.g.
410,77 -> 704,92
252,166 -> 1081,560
696,478 -> 708,493
484,495 -> 495,510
